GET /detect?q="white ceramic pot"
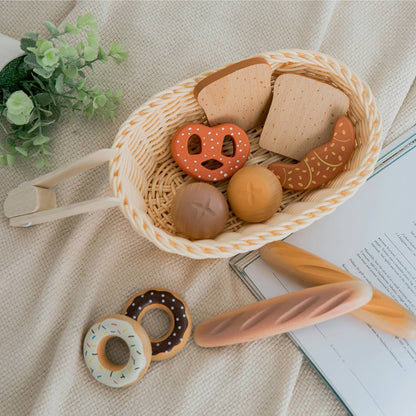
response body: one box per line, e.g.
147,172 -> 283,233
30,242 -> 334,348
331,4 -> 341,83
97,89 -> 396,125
0,33 -> 21,69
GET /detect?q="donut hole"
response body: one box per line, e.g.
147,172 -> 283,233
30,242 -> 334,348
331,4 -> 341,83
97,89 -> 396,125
187,134 -> 202,154
103,337 -> 130,368
140,308 -> 173,341
221,135 -> 235,157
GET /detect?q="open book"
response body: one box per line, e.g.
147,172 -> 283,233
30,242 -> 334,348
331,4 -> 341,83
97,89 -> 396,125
230,125 -> 416,416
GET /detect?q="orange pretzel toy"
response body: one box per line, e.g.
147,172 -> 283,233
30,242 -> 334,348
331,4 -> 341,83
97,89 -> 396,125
171,123 -> 250,182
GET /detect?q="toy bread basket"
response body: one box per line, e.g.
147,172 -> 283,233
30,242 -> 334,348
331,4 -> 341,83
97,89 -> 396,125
4,50 -> 382,259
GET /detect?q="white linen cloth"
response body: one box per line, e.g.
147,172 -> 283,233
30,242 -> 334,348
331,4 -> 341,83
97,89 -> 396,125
1,1 -> 416,415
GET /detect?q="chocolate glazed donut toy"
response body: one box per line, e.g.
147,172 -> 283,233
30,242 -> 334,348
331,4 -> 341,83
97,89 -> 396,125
171,123 -> 250,182
268,116 -> 355,191
83,315 -> 152,388
123,288 -> 192,360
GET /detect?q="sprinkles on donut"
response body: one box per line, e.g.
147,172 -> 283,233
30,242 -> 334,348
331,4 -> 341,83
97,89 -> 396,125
123,288 -> 192,361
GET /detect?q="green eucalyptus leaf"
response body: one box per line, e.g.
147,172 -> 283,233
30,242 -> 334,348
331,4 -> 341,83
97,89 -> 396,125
44,21 -> 59,36
41,144 -> 53,155
40,117 -> 55,124
113,89 -> 123,99
111,56 -> 122,65
23,54 -> 38,68
5,142 -> 18,154
6,154 -> 16,166
60,46 -> 77,59
109,43 -> 124,54
38,48 -> 59,68
15,147 -> 29,156
20,38 -> 36,53
23,32 -> 39,41
33,66 -> 54,79
31,74 -> 46,89
85,103 -> 94,119
77,13 -> 97,30
37,39 -> 54,54
33,158 -> 45,168
97,47 -> 108,62
25,47 -> 38,55
83,46 -> 97,62
0,155 -> 7,166
5,91 -> 34,125
77,79 -> 86,90
86,31 -> 99,48
93,94 -> 107,109
28,119 -> 41,133
90,85 -> 101,95
63,23 -> 79,35
33,135 -> 50,145
57,38 -> 68,48
63,65 -> 78,79
76,42 -> 84,55
55,74 -> 64,94
35,92 -> 52,106
76,90 -> 86,100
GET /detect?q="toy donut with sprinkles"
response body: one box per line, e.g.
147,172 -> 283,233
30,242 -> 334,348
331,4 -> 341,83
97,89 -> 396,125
83,314 -> 152,388
123,288 -> 192,361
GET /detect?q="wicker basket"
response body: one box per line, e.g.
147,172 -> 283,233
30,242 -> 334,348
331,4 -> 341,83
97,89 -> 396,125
5,50 -> 382,259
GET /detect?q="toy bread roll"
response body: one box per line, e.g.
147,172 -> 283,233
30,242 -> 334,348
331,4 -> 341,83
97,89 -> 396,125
194,280 -> 372,347
260,241 -> 416,339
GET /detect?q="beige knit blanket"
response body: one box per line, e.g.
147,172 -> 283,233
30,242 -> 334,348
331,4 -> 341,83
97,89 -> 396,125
1,1 -> 416,415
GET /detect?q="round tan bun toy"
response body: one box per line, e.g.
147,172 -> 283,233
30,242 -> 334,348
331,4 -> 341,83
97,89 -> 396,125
171,182 -> 228,240
227,165 -> 283,223
83,314 -> 152,388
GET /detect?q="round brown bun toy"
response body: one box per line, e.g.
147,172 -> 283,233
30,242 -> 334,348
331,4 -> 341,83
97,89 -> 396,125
171,182 -> 228,240
227,165 -> 282,223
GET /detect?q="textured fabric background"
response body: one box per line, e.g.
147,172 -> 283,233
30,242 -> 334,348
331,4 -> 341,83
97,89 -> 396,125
1,1 -> 416,415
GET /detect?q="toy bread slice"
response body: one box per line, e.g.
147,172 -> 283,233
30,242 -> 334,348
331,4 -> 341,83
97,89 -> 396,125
194,280 -> 372,347
260,241 -> 416,339
268,116 -> 355,191
259,74 -> 349,160
194,57 -> 272,131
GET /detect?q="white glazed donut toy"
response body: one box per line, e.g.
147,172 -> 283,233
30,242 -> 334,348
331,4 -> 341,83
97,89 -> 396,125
83,314 -> 151,388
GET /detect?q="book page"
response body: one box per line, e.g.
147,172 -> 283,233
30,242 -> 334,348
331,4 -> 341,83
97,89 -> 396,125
231,134 -> 416,416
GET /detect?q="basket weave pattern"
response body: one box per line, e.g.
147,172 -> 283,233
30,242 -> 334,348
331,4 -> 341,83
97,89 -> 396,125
109,50 -> 382,259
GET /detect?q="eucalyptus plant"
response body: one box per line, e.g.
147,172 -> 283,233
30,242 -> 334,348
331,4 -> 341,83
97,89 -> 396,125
0,13 -> 128,168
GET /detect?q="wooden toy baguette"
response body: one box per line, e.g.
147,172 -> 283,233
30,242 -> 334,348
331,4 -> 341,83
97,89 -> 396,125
260,241 -> 416,339
194,280 -> 372,347
268,116 -> 355,191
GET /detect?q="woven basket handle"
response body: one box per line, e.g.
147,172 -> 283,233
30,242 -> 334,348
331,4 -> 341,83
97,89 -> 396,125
4,149 -> 120,227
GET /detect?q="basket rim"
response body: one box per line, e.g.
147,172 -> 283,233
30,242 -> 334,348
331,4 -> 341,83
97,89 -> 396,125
109,49 -> 383,259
